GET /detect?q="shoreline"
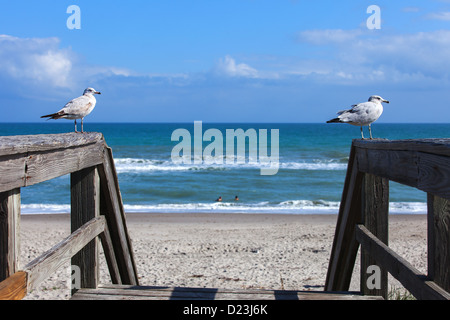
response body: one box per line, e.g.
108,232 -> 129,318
20,200 -> 428,216
19,210 -> 428,216
19,212 -> 427,300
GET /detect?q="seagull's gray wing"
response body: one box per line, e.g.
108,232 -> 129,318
337,105 -> 358,116
61,95 -> 92,115
338,102 -> 373,115
338,101 -> 380,124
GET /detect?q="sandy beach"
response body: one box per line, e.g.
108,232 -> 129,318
18,212 -> 428,300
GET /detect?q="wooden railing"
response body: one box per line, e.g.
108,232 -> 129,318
2,134 -> 449,300
325,139 -> 450,300
0,133 -> 138,299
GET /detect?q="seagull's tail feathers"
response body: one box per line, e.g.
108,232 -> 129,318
326,118 -> 342,123
40,111 -> 65,120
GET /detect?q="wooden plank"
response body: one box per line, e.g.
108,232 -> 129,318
427,194 -> 450,292
98,221 -> 122,284
0,140 -> 105,193
360,174 -> 389,299
418,153 -> 450,200
353,138 -> 450,157
356,224 -> 450,300
0,271 -> 27,300
0,154 -> 27,193
356,147 -> 450,200
72,285 -> 383,300
98,146 -> 139,285
25,142 -> 105,187
325,144 -> 364,291
71,167 -> 100,292
0,188 -> 20,282
356,148 -> 419,189
23,216 -> 106,293
0,132 -> 104,156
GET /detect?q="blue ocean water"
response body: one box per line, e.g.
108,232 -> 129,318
1,122 -> 448,214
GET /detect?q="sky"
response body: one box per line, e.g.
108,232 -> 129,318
1,0 -> 450,123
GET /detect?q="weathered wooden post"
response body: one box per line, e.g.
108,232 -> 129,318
325,145 -> 365,292
0,188 -> 20,282
427,194 -> 450,292
71,166 -> 100,292
360,173 -> 389,299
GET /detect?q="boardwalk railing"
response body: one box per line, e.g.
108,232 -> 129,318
0,133 -> 138,299
325,139 -> 450,300
2,134 -> 449,300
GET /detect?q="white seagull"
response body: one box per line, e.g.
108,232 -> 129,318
41,87 -> 101,133
326,95 -> 389,139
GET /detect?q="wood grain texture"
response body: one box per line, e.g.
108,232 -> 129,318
0,132 -> 103,156
427,194 -> 450,292
356,149 -> 419,188
0,271 -> 27,300
0,140 -> 104,193
356,225 -> 450,300
0,189 -> 20,282
360,174 -> 389,299
72,284 -> 383,300
353,138 -> 450,157
418,153 -> 450,199
98,146 -> 139,285
71,167 -> 100,292
325,145 -> 364,291
98,222 -> 122,285
23,216 -> 106,293
355,139 -> 450,199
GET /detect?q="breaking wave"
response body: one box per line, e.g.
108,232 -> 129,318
113,158 -> 347,173
21,201 -> 427,215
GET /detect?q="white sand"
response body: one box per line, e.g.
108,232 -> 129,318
18,213 -> 427,300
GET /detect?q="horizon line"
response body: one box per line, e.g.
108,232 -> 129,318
1,121 -> 450,125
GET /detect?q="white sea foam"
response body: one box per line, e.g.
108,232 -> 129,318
20,201 -> 427,215
113,158 -> 347,173
21,204 -> 71,214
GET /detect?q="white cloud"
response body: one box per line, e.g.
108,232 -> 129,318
0,35 -> 73,87
0,34 -> 145,102
214,55 -> 258,78
352,30 -> 450,76
294,29 -> 450,84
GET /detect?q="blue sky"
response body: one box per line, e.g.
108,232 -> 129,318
1,1 -> 450,123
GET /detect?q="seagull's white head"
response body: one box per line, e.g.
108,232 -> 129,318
83,87 -> 101,95
369,95 -> 389,104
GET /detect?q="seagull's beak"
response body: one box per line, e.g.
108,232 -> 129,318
382,99 -> 389,103
95,91 -> 101,95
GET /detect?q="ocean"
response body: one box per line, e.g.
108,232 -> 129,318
1,122 -> 447,215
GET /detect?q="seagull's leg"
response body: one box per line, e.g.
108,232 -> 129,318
81,118 -> 84,133
74,120 -> 78,133
360,126 -> 365,139
369,124 -> 373,140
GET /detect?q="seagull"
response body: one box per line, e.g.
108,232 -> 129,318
326,95 -> 389,139
41,87 -> 101,133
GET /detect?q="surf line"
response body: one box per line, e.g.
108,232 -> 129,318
171,121 -> 279,175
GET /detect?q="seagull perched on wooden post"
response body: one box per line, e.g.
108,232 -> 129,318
326,95 -> 389,139
41,87 -> 101,133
